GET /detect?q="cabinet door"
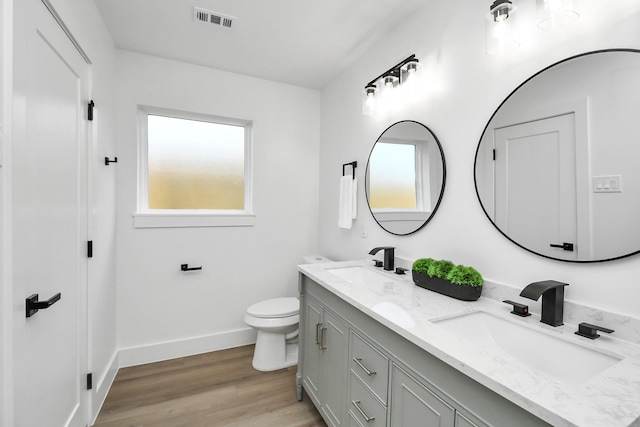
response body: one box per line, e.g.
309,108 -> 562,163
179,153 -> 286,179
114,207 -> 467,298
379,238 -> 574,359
302,296 -> 323,404
321,309 -> 349,426
390,364 -> 455,427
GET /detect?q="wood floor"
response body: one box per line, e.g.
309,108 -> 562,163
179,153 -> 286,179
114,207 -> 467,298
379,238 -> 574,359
93,345 -> 326,427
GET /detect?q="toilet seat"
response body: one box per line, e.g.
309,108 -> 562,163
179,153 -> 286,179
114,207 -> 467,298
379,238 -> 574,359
247,297 -> 299,319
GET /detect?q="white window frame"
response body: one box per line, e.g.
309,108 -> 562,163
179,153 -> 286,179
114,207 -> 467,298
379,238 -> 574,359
134,105 -> 254,228
371,137 -> 428,217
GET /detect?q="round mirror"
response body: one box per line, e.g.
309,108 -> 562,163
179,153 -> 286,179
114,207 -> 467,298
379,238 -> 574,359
366,120 -> 446,235
475,49 -> 640,262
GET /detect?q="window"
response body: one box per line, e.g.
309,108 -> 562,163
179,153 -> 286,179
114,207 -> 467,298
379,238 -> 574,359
135,106 -> 253,228
369,142 -> 419,209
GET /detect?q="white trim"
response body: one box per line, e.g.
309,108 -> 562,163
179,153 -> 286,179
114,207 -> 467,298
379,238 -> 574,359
118,327 -> 257,368
371,210 -> 431,222
133,212 -> 256,228
136,105 -> 254,228
0,0 -> 13,424
89,351 -> 118,425
376,137 -> 425,210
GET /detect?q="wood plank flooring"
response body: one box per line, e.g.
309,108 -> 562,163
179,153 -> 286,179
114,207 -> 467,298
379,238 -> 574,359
93,345 -> 326,427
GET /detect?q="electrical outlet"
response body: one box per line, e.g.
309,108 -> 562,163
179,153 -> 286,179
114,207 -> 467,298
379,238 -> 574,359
360,223 -> 368,238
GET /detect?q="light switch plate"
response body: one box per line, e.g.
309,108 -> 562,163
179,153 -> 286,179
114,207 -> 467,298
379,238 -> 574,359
360,223 -> 368,238
593,175 -> 622,193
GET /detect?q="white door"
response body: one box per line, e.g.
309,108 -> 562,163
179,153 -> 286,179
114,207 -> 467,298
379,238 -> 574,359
494,113 -> 578,260
12,0 -> 89,426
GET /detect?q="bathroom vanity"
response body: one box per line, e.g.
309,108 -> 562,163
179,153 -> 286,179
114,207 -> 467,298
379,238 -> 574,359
296,260 -> 640,427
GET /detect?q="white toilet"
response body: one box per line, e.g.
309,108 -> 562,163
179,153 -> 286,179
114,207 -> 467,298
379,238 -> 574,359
245,255 -> 332,371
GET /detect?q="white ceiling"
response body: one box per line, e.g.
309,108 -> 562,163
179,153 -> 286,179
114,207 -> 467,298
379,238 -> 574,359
93,0 -> 428,89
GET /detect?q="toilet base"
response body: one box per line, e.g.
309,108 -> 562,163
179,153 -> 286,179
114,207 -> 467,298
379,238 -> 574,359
252,331 -> 298,372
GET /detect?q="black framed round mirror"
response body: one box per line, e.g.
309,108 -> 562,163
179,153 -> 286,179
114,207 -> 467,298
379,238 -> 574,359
474,49 -> 640,262
366,120 -> 446,235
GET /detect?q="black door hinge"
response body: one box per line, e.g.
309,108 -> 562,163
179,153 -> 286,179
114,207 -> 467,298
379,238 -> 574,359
88,100 -> 95,121
87,241 -> 93,258
493,148 -> 496,160
86,373 -> 93,390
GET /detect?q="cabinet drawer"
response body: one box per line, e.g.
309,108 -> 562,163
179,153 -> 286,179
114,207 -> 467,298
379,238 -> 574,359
349,373 -> 387,426
350,331 -> 389,404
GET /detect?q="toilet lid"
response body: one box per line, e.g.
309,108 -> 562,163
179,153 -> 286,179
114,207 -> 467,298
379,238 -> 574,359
247,297 -> 299,319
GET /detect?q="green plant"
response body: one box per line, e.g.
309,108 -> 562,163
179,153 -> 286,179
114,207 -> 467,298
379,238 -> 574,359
446,265 -> 484,287
412,258 -> 436,274
427,260 -> 455,279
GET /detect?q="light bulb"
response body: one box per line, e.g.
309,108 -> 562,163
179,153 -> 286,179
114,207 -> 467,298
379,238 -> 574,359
537,0 -> 579,30
486,0 -> 519,55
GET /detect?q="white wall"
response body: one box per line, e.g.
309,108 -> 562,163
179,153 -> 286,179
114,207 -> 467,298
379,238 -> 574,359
115,51 -> 321,364
318,0 -> 640,318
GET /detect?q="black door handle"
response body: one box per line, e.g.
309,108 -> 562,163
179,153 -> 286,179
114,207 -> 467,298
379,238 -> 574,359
26,293 -> 61,318
550,242 -> 574,251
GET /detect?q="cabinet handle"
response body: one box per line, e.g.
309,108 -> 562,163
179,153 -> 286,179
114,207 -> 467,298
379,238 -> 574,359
315,323 -> 322,346
319,327 -> 327,350
353,357 -> 377,376
352,400 -> 375,422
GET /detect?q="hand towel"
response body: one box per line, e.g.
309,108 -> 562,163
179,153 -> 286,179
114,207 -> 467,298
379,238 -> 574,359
338,175 -> 354,229
351,177 -> 358,220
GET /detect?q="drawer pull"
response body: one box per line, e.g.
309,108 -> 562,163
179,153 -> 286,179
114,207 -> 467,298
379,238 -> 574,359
315,323 -> 321,346
352,400 -> 375,422
353,357 -> 377,376
319,327 -> 327,350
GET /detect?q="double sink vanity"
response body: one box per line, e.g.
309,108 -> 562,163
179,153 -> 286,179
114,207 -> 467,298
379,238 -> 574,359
296,260 -> 640,427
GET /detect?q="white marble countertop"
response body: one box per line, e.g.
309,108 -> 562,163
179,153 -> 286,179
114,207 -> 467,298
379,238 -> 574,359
298,260 -> 640,427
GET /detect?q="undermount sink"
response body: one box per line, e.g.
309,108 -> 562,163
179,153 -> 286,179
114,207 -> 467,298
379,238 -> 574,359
326,266 -> 398,287
433,311 -> 623,385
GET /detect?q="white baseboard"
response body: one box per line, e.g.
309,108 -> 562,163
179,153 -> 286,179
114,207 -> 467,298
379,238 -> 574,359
117,327 -> 258,368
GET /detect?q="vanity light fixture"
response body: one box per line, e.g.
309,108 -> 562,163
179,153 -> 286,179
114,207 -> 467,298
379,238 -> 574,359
486,0 -> 520,55
536,0 -> 579,30
362,55 -> 420,116
362,84 -> 377,116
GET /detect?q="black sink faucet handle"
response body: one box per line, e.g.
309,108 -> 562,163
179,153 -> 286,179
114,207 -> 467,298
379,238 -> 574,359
503,300 -> 531,317
575,323 -> 614,340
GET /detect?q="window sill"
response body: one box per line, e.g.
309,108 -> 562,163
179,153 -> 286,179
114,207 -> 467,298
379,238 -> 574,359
133,212 -> 256,229
372,210 -> 431,222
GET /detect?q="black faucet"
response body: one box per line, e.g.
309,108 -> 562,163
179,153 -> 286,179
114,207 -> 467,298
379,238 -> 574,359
368,246 -> 395,271
519,280 -> 569,327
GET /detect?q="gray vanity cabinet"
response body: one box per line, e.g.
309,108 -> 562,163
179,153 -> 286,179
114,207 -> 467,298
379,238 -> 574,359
301,294 -> 349,427
298,274 -> 551,427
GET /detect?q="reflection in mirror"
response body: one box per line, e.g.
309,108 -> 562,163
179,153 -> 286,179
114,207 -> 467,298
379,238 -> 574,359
366,120 -> 446,235
475,49 -> 640,262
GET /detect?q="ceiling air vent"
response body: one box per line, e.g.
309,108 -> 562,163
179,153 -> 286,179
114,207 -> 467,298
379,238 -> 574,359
193,7 -> 235,29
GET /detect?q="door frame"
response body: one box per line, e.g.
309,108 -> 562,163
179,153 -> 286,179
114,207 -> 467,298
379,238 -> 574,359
1,0 -> 14,425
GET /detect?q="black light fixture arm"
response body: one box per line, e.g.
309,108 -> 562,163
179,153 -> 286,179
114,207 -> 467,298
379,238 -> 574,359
365,54 -> 417,88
